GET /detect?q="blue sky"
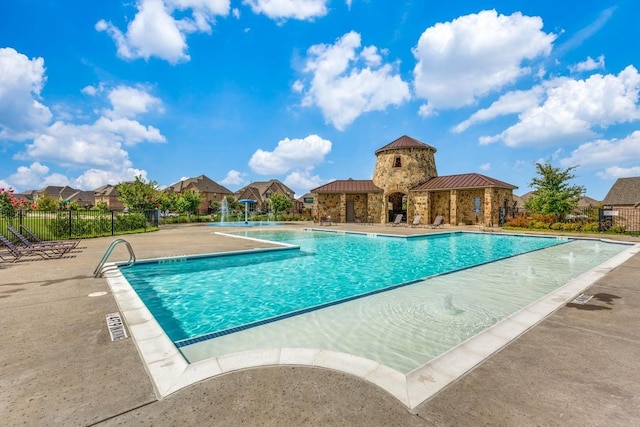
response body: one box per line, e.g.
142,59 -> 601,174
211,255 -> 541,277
1,0 -> 639,200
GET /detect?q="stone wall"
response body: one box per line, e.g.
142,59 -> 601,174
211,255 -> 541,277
372,148 -> 437,192
454,189 -> 485,225
429,191 -> 450,224
313,194 -> 341,222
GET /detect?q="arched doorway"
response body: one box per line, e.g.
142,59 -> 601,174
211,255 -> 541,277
387,192 -> 407,223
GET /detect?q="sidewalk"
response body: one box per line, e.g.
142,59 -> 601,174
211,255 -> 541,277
1,223 -> 638,426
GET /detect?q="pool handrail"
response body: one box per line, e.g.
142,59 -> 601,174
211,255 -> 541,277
94,238 -> 136,278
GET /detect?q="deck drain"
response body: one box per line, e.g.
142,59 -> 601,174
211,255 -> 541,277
572,294 -> 593,304
106,312 -> 128,341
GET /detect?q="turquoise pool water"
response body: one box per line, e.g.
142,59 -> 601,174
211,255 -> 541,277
122,230 -> 569,343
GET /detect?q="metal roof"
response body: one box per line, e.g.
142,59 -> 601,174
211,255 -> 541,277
311,179 -> 382,194
375,135 -> 437,155
412,173 -> 517,191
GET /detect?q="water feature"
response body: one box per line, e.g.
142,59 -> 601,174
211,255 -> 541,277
238,199 -> 255,224
219,198 -> 229,223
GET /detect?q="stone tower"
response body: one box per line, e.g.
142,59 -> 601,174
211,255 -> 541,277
372,135 -> 438,223
372,135 -> 437,192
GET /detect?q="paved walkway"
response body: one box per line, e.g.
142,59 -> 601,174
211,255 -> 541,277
1,223 -> 639,426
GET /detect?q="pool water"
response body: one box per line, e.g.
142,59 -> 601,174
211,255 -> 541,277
123,230 -> 572,343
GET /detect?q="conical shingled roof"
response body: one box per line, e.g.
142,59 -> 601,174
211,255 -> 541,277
375,135 -> 436,155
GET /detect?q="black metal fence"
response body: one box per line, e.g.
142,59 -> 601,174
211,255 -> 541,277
0,209 -> 159,241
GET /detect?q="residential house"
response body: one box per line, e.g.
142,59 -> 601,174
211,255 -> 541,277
164,175 -> 233,214
602,176 -> 640,231
312,135 -> 518,226
297,193 -> 314,212
94,184 -> 124,210
235,179 -> 296,213
32,185 -> 93,208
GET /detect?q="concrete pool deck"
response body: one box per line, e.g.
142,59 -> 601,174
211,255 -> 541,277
1,222 -> 640,426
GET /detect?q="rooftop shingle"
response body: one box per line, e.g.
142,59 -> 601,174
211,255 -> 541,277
602,177 -> 640,205
374,135 -> 436,155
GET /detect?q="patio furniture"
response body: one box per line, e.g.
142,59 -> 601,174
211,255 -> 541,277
7,226 -> 75,255
410,215 -> 422,228
0,235 -> 64,262
390,214 -> 404,226
19,224 -> 81,249
429,215 -> 444,229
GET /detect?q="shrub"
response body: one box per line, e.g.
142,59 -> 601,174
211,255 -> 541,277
529,220 -> 549,229
504,214 -> 530,228
608,225 -> 627,234
550,222 -> 563,230
562,222 -> 582,232
581,222 -> 599,232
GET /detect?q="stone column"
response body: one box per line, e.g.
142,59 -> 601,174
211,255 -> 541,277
450,189 -> 457,225
484,188 -> 493,225
339,193 -> 346,223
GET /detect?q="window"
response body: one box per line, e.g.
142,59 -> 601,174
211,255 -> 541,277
393,156 -> 402,168
304,197 -> 313,203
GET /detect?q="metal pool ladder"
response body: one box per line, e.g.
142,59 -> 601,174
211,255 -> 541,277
94,239 -> 136,278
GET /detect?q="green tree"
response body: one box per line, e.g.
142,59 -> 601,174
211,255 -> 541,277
175,190 -> 203,216
156,191 -> 178,214
267,193 -> 293,220
116,176 -> 160,211
36,193 -> 60,211
94,201 -> 109,211
525,162 -> 585,221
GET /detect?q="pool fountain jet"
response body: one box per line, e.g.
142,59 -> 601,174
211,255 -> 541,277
443,294 -> 464,315
219,198 -> 229,223
238,199 -> 255,225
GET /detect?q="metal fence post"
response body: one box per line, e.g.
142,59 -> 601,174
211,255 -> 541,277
111,211 -> 115,236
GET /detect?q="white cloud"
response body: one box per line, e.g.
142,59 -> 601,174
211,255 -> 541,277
569,55 -> 605,73
106,85 -> 164,119
0,47 -> 52,140
2,161 -> 145,192
479,163 -> 491,171
297,31 -> 410,130
453,87 -> 544,133
221,169 -> 248,186
19,117 -> 165,169
283,170 -> 324,196
480,66 -> 640,147
560,131 -> 640,168
412,10 -> 555,113
96,0 -> 230,64
249,134 -> 331,175
596,165 -> 640,179
243,0 -> 328,21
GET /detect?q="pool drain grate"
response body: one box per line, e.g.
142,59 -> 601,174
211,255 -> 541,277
572,294 -> 593,305
106,312 -> 128,341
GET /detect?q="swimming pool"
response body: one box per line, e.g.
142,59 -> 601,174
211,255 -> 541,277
105,229 -> 638,409
121,230 -> 567,343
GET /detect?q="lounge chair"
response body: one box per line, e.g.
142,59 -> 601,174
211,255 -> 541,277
320,215 -> 333,226
390,213 -> 404,226
410,215 -> 422,228
20,224 -> 81,249
0,235 -> 63,262
429,215 -> 444,229
7,226 -> 74,255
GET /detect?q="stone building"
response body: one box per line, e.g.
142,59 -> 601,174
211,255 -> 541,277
311,135 -> 517,226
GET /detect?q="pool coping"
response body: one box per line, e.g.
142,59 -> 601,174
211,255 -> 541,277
103,232 -> 640,411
